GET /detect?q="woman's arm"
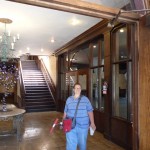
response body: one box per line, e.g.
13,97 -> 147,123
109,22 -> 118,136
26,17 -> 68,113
88,111 -> 96,130
62,112 -> 67,120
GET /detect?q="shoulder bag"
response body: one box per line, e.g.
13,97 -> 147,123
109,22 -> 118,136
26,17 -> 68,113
63,96 -> 82,133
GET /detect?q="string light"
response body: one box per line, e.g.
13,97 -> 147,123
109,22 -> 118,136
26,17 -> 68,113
0,18 -> 19,112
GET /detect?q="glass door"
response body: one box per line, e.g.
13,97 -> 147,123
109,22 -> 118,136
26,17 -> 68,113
77,69 -> 88,96
66,72 -> 77,96
66,69 -> 89,97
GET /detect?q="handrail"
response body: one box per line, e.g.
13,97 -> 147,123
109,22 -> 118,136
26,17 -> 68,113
19,61 -> 26,108
40,59 -> 56,102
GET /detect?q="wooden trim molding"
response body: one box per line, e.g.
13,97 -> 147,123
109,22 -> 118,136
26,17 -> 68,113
55,19 -> 109,56
8,0 -> 139,22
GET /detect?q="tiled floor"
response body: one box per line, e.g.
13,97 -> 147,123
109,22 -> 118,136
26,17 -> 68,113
0,111 -> 124,150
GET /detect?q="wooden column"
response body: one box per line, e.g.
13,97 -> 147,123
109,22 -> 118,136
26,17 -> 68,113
103,31 -> 111,139
139,15 -> 150,150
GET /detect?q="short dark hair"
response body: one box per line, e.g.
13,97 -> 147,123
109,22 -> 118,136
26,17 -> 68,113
73,83 -> 82,89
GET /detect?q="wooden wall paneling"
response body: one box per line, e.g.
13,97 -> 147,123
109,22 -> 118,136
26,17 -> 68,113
130,23 -> 139,150
57,56 -> 62,112
111,118 -> 132,149
139,15 -> 150,150
94,110 -> 104,132
103,32 -> 111,139
127,123 -> 133,150
55,20 -> 109,56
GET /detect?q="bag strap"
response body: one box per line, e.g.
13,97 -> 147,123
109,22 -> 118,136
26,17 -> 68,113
72,95 -> 82,125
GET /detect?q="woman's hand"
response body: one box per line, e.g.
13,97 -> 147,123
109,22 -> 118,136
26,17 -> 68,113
90,123 -> 96,131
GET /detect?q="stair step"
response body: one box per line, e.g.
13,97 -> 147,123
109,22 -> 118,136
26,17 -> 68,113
21,60 -> 56,113
25,93 -> 51,96
25,89 -> 49,91
26,104 -> 55,109
23,76 -> 45,81
25,101 -> 54,105
26,107 -> 56,113
24,80 -> 45,82
25,104 -> 55,109
24,82 -> 46,84
25,97 -> 53,102
25,94 -> 52,98
25,85 -> 49,88
26,91 -> 50,93
24,83 -> 47,86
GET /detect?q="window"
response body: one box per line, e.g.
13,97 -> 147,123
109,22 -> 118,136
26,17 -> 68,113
90,36 -> 105,111
60,54 -> 68,100
112,25 -> 132,120
91,68 -> 99,109
69,44 -> 90,71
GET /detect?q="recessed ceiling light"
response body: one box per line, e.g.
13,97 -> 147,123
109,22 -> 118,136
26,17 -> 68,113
27,47 -> 30,51
51,39 -> 55,43
93,45 -> 96,48
41,48 -> 44,52
70,18 -> 81,26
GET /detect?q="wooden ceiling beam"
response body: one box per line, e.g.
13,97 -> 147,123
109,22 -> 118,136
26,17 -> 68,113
7,0 -> 140,22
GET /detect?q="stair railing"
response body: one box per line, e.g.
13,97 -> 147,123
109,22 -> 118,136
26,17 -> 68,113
38,58 -> 56,103
19,61 -> 26,108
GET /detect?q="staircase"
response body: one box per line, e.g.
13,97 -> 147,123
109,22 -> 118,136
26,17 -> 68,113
21,60 -> 56,112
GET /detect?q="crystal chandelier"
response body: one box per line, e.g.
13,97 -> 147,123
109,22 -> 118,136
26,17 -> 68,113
0,18 -> 19,112
0,18 -> 19,62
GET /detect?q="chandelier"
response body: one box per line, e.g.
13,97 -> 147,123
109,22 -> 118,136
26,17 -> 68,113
0,18 -> 19,62
0,18 -> 19,112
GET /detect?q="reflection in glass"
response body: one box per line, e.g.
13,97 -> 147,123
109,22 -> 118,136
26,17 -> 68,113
92,43 -> 98,66
113,63 -> 127,119
114,27 -> 127,61
101,41 -> 104,65
65,54 -> 69,71
79,74 -> 87,96
99,67 -> 104,111
69,44 -> 89,71
91,68 -> 99,109
61,73 -> 67,100
69,75 -> 76,96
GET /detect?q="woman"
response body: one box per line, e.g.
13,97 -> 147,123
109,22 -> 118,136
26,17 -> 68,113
63,83 -> 96,150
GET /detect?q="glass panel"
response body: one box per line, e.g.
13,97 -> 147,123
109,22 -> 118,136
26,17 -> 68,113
61,73 -> 67,100
101,40 -> 104,65
69,44 -> 90,71
69,75 -> 76,96
114,27 -> 127,62
65,74 -> 70,100
113,63 -> 127,119
78,74 -> 87,96
128,62 -> 132,121
64,54 -> 68,71
91,68 -> 99,109
99,67 -> 104,111
92,42 -> 99,66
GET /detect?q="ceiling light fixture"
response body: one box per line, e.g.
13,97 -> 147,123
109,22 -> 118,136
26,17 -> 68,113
0,18 -> 19,62
27,47 -> 30,52
70,18 -> 80,26
50,38 -> 55,43
0,18 -> 19,112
